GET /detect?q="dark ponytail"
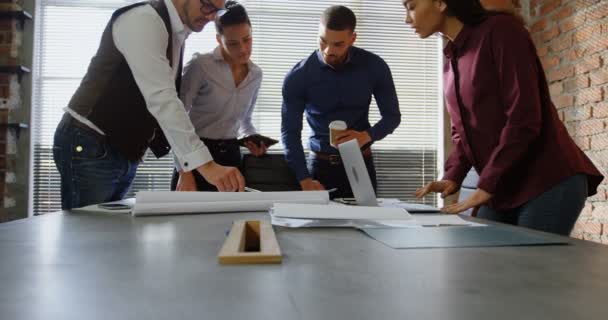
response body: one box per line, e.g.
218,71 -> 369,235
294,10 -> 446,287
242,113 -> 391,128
215,0 -> 251,35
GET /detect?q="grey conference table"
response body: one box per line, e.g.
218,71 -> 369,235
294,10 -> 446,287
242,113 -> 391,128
1,209 -> 608,320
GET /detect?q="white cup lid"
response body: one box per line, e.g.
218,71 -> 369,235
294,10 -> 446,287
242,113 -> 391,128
329,120 -> 347,130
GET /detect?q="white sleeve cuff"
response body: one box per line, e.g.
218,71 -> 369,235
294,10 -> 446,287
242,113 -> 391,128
173,154 -> 182,172
177,146 -> 213,172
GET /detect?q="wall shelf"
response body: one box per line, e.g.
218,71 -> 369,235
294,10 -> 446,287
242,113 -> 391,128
0,122 -> 28,138
0,65 -> 30,81
0,10 -> 32,28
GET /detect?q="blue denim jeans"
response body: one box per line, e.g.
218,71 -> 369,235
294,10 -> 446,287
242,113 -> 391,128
477,174 -> 588,236
53,114 -> 139,210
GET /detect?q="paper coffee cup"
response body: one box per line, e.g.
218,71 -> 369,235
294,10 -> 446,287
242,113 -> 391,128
329,120 -> 347,147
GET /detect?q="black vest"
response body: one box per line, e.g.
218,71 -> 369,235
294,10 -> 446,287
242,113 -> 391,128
67,0 -> 182,160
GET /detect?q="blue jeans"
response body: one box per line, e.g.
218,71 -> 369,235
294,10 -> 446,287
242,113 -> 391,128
53,114 -> 139,210
477,174 -> 588,236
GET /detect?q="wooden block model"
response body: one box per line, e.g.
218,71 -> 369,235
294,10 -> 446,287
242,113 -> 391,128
218,220 -> 282,265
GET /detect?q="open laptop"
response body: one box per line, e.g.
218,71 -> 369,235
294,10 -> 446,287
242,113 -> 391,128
334,140 -> 440,213
337,139 -> 441,213
337,139 -> 379,206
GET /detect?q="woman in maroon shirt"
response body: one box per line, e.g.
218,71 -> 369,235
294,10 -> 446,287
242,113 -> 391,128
404,0 -> 603,235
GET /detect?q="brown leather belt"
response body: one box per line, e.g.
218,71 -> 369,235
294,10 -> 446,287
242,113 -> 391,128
313,147 -> 372,165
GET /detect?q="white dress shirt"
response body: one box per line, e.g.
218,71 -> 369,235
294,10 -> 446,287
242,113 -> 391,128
66,0 -> 212,172
180,46 -> 263,140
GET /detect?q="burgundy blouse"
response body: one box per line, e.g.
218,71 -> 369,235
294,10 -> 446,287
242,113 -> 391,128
442,13 -> 603,210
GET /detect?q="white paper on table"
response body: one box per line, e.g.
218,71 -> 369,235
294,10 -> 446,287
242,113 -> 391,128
270,215 -> 420,228
413,214 -> 487,227
270,203 -> 413,220
132,191 -> 329,216
378,199 -> 441,213
270,215 -> 483,229
270,206 -> 485,229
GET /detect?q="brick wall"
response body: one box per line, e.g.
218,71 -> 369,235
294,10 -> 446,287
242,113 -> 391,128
0,0 -> 26,223
526,0 -> 608,244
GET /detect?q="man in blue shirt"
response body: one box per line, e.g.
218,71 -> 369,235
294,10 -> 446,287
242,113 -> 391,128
281,5 -> 401,198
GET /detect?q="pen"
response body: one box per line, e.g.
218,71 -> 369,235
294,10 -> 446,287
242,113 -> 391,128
244,187 -> 261,192
327,188 -> 338,193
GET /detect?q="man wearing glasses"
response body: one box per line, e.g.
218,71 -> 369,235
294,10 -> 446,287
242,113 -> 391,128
53,0 -> 244,210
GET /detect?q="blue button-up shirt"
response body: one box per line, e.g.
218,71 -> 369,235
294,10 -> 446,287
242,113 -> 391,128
281,46 -> 401,181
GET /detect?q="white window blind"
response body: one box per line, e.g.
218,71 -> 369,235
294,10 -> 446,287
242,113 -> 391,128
32,0 -> 441,215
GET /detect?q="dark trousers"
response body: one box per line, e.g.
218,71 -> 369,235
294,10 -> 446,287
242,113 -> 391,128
171,138 -> 242,191
477,174 -> 588,236
308,153 -> 377,199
